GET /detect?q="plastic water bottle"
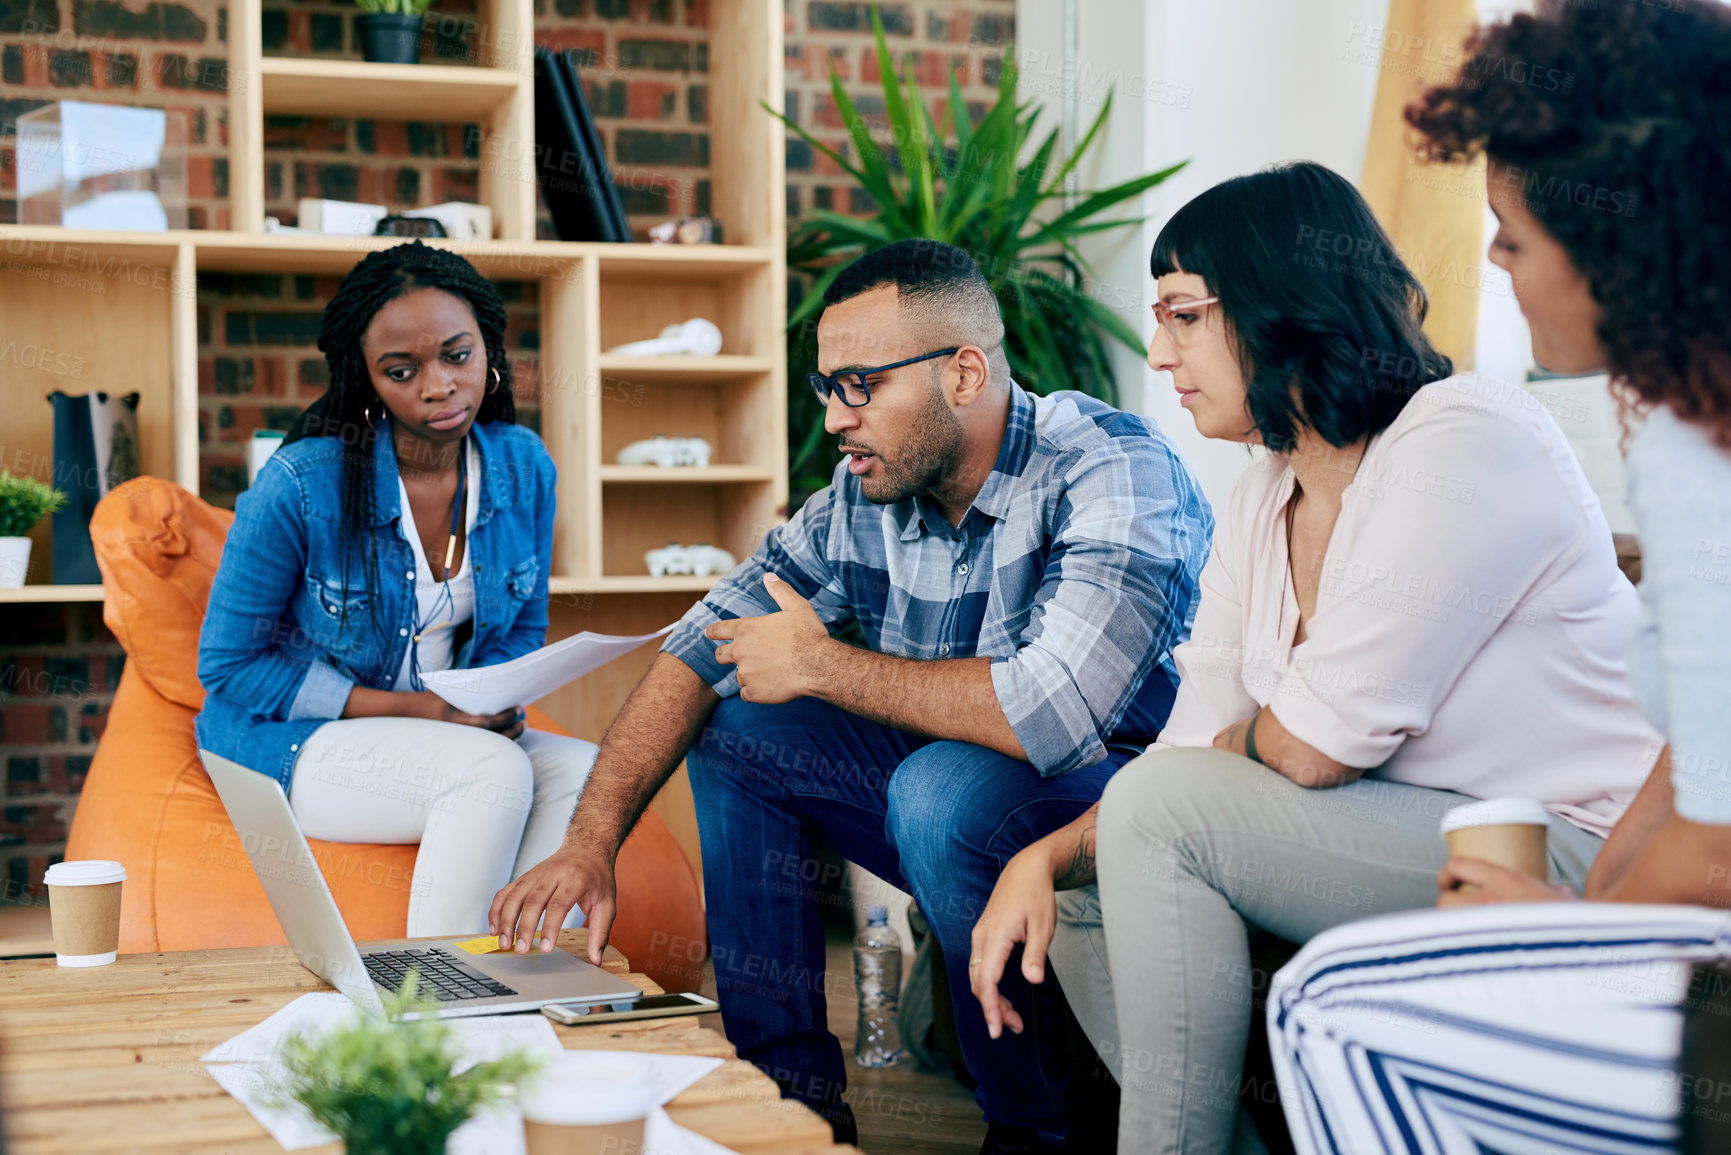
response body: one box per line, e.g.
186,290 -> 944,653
853,904 -> 903,1068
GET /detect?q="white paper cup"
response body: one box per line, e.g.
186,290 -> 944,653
1440,798 -> 1551,883
45,860 -> 126,967
520,1056 -> 655,1155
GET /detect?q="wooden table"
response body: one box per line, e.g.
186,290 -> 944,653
0,929 -> 854,1154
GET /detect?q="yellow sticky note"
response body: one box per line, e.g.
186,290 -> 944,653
455,935 -> 502,955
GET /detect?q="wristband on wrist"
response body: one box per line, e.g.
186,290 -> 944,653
1244,712 -> 1263,765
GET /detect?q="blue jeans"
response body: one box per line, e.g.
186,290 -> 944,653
685,696 -> 1135,1138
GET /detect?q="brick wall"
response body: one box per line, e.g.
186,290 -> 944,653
0,0 -> 233,226
261,0 -> 715,234
782,0 -> 1012,221
0,0 -> 718,232
0,604 -> 121,903
1,0 -> 1014,231
0,0 -> 1012,898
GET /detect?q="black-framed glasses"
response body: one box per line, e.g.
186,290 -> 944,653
808,347 -> 960,408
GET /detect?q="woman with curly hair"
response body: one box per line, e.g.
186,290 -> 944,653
196,242 -> 598,940
1269,3 -> 1731,1152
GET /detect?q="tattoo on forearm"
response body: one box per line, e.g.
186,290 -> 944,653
1055,822 -> 1098,889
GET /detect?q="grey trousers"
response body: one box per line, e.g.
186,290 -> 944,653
1046,747 -> 1604,1155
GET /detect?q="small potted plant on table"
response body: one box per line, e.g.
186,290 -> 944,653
354,0 -> 435,65
0,470 -> 67,589
271,977 -> 543,1155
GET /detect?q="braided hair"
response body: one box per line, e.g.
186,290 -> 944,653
283,241 -> 516,642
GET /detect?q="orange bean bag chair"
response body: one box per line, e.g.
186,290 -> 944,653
65,476 -> 707,993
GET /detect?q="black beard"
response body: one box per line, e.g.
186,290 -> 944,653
855,386 -> 962,505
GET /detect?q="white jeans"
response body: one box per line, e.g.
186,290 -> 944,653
288,719 -> 598,937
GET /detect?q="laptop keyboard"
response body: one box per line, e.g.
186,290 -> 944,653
363,948 -> 518,1002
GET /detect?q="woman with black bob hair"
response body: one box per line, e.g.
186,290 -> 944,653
196,241 -> 598,942
1147,159 -> 1452,454
966,162 -> 1659,1153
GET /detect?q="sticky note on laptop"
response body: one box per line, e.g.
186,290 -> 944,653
455,935 -> 502,955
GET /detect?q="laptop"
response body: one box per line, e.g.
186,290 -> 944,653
201,749 -> 642,1018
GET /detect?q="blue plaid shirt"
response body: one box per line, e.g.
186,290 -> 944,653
663,385 -> 1214,775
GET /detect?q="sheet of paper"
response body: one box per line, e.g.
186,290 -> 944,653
446,1013 -> 562,1072
199,992 -> 354,1065
423,625 -> 676,715
205,1062 -> 335,1151
204,995 -> 566,1069
646,1105 -> 742,1155
208,1078 -> 741,1155
454,934 -> 502,955
204,999 -> 730,1154
525,1050 -> 723,1104
204,999 -> 567,1149
449,1054 -> 730,1155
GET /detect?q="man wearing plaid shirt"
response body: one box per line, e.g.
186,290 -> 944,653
493,240 -> 1212,1153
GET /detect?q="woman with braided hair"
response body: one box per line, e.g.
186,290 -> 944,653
197,241 -> 599,940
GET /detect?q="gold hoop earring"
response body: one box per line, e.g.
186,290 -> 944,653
490,366 -> 503,392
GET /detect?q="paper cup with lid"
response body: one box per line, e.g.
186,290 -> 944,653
1440,798 -> 1551,883
44,860 -> 126,967
519,1052 -> 657,1155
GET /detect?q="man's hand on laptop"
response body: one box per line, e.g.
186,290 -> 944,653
705,573 -> 834,703
489,848 -> 616,962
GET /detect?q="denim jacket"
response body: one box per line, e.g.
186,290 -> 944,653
195,420 -> 555,789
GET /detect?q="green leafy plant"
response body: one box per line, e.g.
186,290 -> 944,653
268,974 -> 543,1155
771,7 -> 1186,491
353,0 -> 436,17
0,470 -> 66,537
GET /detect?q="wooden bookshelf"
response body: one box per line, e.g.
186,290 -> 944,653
550,575 -> 722,596
0,585 -> 105,604
257,58 -> 523,121
599,465 -> 777,483
0,0 -> 787,865
596,354 -> 776,381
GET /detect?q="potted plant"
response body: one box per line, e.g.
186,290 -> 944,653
770,7 -> 1186,499
0,470 -> 67,589
354,0 -> 435,65
269,975 -> 543,1155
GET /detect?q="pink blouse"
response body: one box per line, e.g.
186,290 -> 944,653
1156,372 -> 1661,835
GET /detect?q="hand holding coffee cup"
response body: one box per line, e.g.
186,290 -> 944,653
45,860 -> 126,967
1440,798 -> 1551,891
